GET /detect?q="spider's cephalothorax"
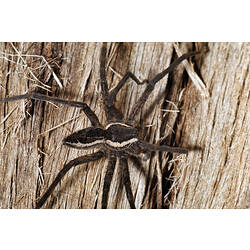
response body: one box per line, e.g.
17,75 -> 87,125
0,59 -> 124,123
63,123 -> 139,150
0,43 -> 199,209
104,123 -> 139,151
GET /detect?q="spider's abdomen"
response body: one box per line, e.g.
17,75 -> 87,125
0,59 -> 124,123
63,127 -> 106,149
105,123 -> 139,150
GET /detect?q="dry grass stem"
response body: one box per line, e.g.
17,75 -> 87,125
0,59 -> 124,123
0,105 -> 18,125
38,114 -> 82,136
0,43 -> 63,92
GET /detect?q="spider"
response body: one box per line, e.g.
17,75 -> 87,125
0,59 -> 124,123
0,43 -> 199,209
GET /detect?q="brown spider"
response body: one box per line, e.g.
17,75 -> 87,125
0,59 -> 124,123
0,43 -> 199,208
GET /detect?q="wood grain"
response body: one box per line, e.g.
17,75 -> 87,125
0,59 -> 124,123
0,42 -> 249,208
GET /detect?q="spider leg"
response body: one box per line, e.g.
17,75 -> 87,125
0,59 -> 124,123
127,51 -> 200,125
100,43 -> 109,98
120,156 -> 136,209
0,92 -> 101,127
36,150 -> 105,208
138,140 -> 188,154
100,44 -> 146,118
102,152 -> 117,208
100,44 -> 124,122
107,72 -> 147,106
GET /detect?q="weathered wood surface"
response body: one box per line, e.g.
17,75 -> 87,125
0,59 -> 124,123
0,42 -> 249,209
172,43 -> 249,208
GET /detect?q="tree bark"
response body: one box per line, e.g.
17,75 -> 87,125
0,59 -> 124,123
0,42 -> 249,209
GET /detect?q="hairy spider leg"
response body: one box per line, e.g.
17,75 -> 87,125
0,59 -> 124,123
99,44 -> 124,122
120,156 -> 136,209
101,153 -> 117,208
127,50 -> 200,125
100,45 -> 148,119
36,151 -> 105,208
99,45 -> 199,125
138,140 -> 188,155
0,92 -> 101,127
108,72 -> 147,106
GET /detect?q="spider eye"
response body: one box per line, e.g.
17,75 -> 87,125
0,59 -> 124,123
63,128 -> 105,149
